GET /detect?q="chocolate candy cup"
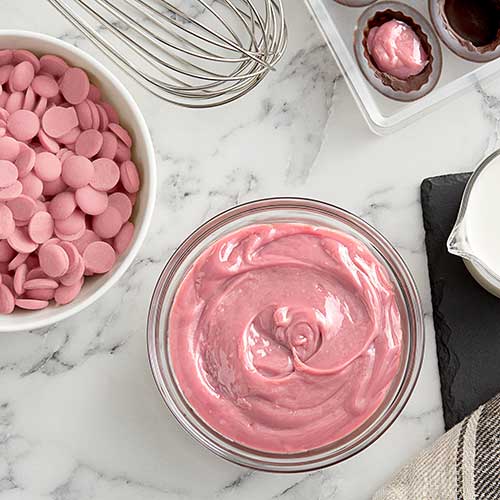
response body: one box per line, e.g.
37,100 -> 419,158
354,2 -> 443,102
429,0 -> 500,62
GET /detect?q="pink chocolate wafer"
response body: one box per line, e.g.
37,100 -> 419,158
12,50 -> 40,73
55,278 -> 83,305
15,298 -> 48,310
22,86 -> 36,111
0,204 -> 15,239
0,239 -> 15,262
13,262 -> 27,295
7,109 -> 40,141
93,206 -> 122,239
91,158 -> 119,191
39,243 -> 69,278
0,136 -> 20,162
0,181 -> 23,201
76,100 -> 92,130
75,185 -> 108,215
0,50 -> 139,314
23,278 -> 59,290
7,195 -> 36,221
98,131 -> 118,160
32,75 -> 59,99
15,144 -> 36,177
83,241 -> 116,274
8,227 -> 38,253
6,92 -> 25,114
60,257 -> 84,286
0,284 -> 15,313
28,211 -> 54,244
9,61 -> 35,92
0,160 -> 18,187
40,55 -> 68,77
34,152 -> 61,181
7,252 -> 29,271
60,68 -> 90,105
25,288 -> 55,301
42,105 -> 78,138
108,192 -> 132,223
120,160 -> 140,193
49,191 -> 76,220
114,222 -> 134,254
75,129 -> 103,158
38,129 -> 60,154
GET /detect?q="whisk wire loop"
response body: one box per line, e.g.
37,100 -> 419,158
46,0 -> 287,107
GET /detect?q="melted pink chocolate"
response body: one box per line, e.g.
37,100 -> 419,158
169,224 -> 403,453
368,20 -> 428,79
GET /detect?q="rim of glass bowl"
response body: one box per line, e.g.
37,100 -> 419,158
147,197 -> 424,473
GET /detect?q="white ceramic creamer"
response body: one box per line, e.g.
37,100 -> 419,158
448,149 -> 500,297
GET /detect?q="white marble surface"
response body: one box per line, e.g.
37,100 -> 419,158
1,1 -> 499,499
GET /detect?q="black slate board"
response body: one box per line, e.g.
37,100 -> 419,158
421,174 -> 500,430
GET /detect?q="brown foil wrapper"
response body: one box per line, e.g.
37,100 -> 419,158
435,0 -> 500,55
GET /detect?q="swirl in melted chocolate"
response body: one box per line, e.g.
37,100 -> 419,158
168,223 -> 403,453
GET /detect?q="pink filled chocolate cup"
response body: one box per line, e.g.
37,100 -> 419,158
147,198 -> 424,472
0,31 -> 156,332
354,2 -> 443,102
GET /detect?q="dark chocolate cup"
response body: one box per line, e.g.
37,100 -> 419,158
334,0 -> 377,7
354,2 -> 443,102
429,0 -> 500,63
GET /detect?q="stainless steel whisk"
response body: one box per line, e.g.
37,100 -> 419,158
47,0 -> 287,107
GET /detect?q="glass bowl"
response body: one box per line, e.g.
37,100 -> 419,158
147,198 -> 424,472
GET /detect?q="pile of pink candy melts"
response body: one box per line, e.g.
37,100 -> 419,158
0,49 -> 141,314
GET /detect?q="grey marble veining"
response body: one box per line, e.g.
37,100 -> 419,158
1,1 -> 499,499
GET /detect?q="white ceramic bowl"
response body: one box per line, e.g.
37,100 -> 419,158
0,30 -> 156,332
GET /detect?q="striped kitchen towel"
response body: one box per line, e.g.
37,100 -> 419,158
374,394 -> 499,500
